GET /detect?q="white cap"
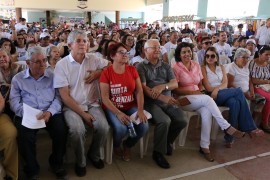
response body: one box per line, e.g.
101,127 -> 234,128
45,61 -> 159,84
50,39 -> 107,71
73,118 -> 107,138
97,34 -> 103,38
40,32 -> 50,39
43,28 -> 49,32
246,39 -> 256,45
182,37 -> 192,43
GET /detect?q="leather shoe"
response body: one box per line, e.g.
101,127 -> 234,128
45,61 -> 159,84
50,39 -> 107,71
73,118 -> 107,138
199,147 -> 214,162
87,151 -> 104,169
27,174 -> 39,180
152,151 -> 170,169
74,164 -> 86,177
90,159 -> 105,169
166,143 -> 173,156
49,155 -> 67,179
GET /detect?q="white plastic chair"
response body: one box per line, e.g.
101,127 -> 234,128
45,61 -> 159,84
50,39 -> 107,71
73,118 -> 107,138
0,162 -> 5,180
178,106 -> 230,146
178,111 -> 199,146
104,128 -> 145,164
210,106 -> 230,140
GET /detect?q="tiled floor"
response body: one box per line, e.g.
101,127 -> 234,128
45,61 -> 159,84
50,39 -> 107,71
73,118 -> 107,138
18,116 -> 270,180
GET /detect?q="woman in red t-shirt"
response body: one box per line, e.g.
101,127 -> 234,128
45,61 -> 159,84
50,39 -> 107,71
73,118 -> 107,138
100,43 -> 149,162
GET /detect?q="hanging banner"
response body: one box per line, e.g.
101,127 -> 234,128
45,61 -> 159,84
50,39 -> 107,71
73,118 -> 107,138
161,15 -> 195,23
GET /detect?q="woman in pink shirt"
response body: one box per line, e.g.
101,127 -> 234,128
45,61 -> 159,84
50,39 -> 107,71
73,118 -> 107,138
172,42 -> 244,162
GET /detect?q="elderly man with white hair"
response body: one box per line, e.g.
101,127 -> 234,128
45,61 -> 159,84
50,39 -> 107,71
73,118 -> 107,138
54,30 -> 110,177
9,46 -> 68,180
136,39 -> 187,169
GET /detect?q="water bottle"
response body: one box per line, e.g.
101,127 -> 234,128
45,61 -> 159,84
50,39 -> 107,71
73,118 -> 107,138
127,122 -> 137,138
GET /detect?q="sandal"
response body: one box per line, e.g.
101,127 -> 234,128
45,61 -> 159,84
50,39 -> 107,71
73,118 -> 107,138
225,140 -> 234,148
122,141 -> 131,162
248,129 -> 264,138
199,147 -> 214,162
225,126 -> 245,138
261,124 -> 270,134
113,147 -> 123,159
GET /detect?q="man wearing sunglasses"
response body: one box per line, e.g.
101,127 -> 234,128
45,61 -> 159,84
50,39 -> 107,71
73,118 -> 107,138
197,37 -> 212,65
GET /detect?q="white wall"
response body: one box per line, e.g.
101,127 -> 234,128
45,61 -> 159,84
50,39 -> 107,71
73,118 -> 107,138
15,0 -> 145,11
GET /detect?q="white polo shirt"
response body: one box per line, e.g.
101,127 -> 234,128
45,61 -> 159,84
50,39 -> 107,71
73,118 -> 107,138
255,25 -> 270,45
54,53 -> 109,108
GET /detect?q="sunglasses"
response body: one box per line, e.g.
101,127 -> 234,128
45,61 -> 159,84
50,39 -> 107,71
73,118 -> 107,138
205,54 -> 216,59
203,41 -> 212,45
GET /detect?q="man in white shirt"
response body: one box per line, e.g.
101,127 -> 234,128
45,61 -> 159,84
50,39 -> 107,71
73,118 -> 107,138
255,18 -> 270,48
15,18 -> 28,33
54,30 -> 110,177
196,22 -> 209,36
213,31 -> 232,64
164,31 -> 179,55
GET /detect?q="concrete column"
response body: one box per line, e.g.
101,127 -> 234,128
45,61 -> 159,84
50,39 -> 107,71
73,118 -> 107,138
46,10 -> 51,27
163,0 -> 169,17
257,0 -> 270,17
116,11 -> 120,26
197,0 -> 208,18
15,8 -> 22,22
87,12 -> 92,25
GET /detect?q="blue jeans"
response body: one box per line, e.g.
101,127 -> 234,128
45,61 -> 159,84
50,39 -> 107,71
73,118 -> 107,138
215,88 -> 257,142
105,107 -> 149,148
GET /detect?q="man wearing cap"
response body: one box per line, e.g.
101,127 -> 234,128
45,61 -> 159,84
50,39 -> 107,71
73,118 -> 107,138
9,46 -> 68,179
255,18 -> 270,49
246,39 -> 257,60
38,31 -> 53,54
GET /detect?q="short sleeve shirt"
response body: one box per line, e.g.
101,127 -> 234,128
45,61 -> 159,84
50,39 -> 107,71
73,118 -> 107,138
136,59 -> 175,105
228,62 -> 250,92
54,53 -> 109,106
100,65 -> 138,110
173,61 -> 203,91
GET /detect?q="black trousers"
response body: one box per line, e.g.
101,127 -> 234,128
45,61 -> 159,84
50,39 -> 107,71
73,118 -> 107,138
14,113 -> 68,176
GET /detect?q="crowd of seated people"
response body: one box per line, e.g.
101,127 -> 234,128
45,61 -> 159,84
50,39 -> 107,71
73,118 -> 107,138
1,17 -> 270,179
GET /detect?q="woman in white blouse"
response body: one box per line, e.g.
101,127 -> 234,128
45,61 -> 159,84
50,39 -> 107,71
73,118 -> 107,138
202,47 -> 263,148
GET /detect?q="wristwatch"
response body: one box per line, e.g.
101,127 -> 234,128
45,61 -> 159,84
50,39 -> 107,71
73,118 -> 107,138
165,85 -> 169,91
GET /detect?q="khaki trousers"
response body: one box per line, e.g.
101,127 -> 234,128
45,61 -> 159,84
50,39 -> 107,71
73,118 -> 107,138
0,114 -> 18,180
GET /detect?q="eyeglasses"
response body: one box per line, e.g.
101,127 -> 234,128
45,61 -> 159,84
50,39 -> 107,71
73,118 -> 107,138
30,58 -> 47,65
203,41 -> 212,45
127,38 -> 134,41
117,51 -> 130,56
146,46 -> 161,50
17,38 -> 24,40
205,54 -> 216,59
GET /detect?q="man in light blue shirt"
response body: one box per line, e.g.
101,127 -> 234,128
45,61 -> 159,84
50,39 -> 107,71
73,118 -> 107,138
9,46 -> 68,180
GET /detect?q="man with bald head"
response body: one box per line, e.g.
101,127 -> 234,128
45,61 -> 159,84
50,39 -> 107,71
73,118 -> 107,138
136,39 -> 187,169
